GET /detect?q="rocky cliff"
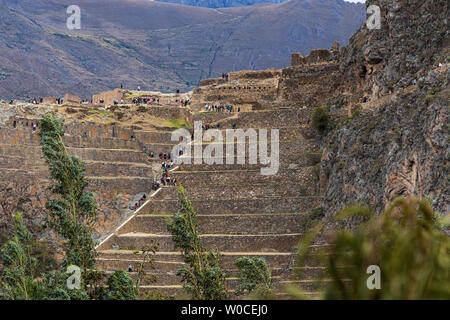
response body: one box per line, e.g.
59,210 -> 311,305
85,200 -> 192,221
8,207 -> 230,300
320,0 -> 449,217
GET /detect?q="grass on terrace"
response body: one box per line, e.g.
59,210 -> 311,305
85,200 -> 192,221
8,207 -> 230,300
162,118 -> 191,129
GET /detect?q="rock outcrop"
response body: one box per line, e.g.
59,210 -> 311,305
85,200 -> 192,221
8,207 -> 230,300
320,0 -> 449,216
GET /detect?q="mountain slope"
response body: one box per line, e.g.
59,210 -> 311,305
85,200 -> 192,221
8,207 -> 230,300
0,0 -> 364,99
154,0 -> 287,8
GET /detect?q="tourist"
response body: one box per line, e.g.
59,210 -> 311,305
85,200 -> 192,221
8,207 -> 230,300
128,265 -> 133,272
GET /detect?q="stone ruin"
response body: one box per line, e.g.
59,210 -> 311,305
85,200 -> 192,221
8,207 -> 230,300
0,36 -> 388,299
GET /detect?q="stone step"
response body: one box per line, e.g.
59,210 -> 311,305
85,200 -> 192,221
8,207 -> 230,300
140,197 -> 321,215
96,251 -> 295,270
144,143 -> 179,156
0,157 -> 153,180
69,147 -> 149,163
0,144 -> 149,163
175,140 -> 320,159
63,135 -> 141,150
153,182 -> 318,200
136,131 -> 181,145
103,233 -> 302,252
170,167 -> 319,186
101,270 -> 286,287
87,176 -> 153,194
136,279 -> 336,298
167,124 -> 318,141
176,153 -> 321,171
84,162 -> 152,178
208,108 -> 313,129
0,168 -> 153,195
0,155 -> 154,171
117,213 -> 312,235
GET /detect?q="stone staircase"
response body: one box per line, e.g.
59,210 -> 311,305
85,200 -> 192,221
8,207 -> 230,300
95,107 -> 327,299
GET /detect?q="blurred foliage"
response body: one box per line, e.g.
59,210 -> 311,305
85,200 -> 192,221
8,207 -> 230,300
0,214 -> 88,300
312,106 -> 330,134
134,242 -> 159,297
290,197 -> 450,300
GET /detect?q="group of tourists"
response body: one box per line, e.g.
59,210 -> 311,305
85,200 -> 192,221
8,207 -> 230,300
151,182 -> 161,191
160,169 -> 177,187
199,122 -> 235,130
179,99 -> 190,107
200,123 -> 220,131
112,98 -> 124,105
158,152 -> 171,160
132,193 -> 147,211
204,104 -> 238,112
221,73 -> 229,80
162,161 -> 174,170
132,97 -> 160,104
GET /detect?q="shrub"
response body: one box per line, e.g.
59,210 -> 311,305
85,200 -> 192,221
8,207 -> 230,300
234,257 -> 274,299
312,106 -> 329,134
291,197 -> 450,300
105,270 -> 136,300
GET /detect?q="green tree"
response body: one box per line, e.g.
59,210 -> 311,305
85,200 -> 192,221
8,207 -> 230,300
166,186 -> 227,300
311,106 -> 329,134
0,214 -> 40,299
105,270 -> 136,300
134,242 -> 158,297
290,197 -> 450,299
0,214 -> 88,300
234,257 -> 274,299
38,114 -> 98,272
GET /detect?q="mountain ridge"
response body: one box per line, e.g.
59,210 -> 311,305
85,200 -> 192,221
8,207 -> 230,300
0,0 -> 365,99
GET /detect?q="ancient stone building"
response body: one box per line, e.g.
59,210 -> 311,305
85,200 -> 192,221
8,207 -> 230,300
92,88 -> 124,105
63,93 -> 81,105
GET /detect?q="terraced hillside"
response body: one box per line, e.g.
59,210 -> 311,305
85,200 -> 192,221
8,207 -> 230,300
0,104 -> 187,240
95,105 -> 328,298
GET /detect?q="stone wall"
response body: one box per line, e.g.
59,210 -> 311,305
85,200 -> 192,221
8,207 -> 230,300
92,88 -> 124,105
63,93 -> 80,104
278,63 -> 341,107
0,111 -> 172,241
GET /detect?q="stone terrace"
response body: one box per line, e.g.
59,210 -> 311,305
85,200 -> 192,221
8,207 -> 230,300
0,106 -> 182,238
96,106 -> 326,298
